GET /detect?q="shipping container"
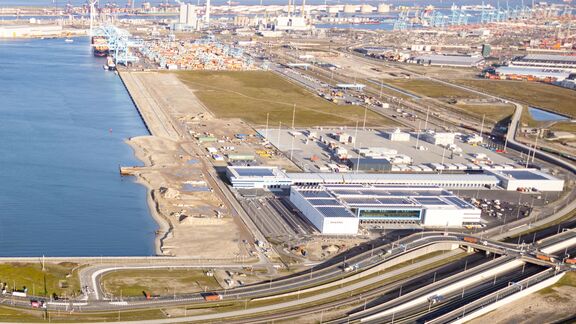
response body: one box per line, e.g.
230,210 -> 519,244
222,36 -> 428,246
463,237 -> 478,244
202,293 -> 222,301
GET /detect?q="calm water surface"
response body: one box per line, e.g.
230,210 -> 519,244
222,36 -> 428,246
0,37 -> 156,256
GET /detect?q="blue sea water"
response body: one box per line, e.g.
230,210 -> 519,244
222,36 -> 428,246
0,37 -> 156,256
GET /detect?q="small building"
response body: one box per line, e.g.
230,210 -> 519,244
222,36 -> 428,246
486,169 -> 564,192
197,136 -> 218,143
227,154 -> 255,161
385,128 -> 410,142
350,158 -> 392,172
335,83 -> 366,91
273,16 -> 312,31
421,132 -> 455,146
226,166 -> 292,189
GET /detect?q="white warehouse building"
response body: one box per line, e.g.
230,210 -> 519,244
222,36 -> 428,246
290,184 -> 482,234
486,169 -> 565,192
421,132 -> 455,146
226,166 -> 563,192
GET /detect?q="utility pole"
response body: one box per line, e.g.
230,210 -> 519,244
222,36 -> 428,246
531,131 -> 539,162
479,114 -> 485,141
265,112 -> 269,140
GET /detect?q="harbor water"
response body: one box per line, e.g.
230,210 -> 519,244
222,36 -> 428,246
0,37 -> 156,256
528,107 -> 570,122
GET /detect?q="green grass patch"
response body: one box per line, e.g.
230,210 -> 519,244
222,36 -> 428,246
549,121 -> 576,133
538,272 -> 576,295
0,306 -> 43,322
175,71 -> 395,127
456,80 -> 576,118
453,103 -> 515,123
385,79 -> 481,99
0,262 -> 81,298
101,269 -> 221,297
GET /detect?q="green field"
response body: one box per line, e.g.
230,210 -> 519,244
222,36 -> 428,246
456,79 -> 576,118
384,79 -> 481,99
176,71 -> 395,127
101,269 -> 221,297
0,263 -> 81,298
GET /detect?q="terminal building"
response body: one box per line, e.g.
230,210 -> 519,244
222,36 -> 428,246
290,184 -> 482,234
225,166 -> 563,192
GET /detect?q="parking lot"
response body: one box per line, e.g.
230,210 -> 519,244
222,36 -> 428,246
456,189 -> 560,229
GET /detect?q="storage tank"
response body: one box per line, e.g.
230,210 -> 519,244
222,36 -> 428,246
377,4 -> 391,13
360,4 -> 374,13
343,4 -> 356,13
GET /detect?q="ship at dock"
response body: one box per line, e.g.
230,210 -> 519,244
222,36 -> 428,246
92,36 -> 109,57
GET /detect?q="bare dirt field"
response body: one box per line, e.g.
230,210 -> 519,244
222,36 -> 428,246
120,71 -> 253,259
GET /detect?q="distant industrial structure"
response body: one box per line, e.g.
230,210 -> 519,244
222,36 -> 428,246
410,54 -> 484,67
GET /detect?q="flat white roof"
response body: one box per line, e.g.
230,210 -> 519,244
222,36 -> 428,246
293,184 -> 478,215
288,172 -> 499,183
227,166 -> 288,179
486,168 -> 562,181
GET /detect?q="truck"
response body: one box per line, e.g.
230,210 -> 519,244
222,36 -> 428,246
342,263 -> 359,272
30,300 -> 45,308
428,294 -> 445,304
565,258 -> 576,265
202,292 -> 222,302
536,254 -> 552,262
463,237 -> 478,244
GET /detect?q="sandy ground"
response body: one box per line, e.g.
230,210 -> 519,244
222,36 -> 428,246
120,71 -> 249,258
469,285 -> 576,324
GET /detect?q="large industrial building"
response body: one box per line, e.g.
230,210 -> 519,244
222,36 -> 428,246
226,166 -> 500,189
509,54 -> 576,72
225,166 -> 564,191
494,66 -> 573,81
290,184 -> 482,234
411,54 -> 484,67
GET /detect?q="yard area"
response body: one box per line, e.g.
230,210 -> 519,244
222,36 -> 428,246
101,269 -> 221,298
176,71 -> 396,127
456,79 -> 575,118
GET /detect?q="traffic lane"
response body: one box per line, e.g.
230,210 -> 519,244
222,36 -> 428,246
350,255 -> 515,320
350,252 -> 495,312
414,263 -> 546,323
360,263 -> 547,324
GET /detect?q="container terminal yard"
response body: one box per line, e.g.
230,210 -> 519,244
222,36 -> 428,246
0,0 -> 575,323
